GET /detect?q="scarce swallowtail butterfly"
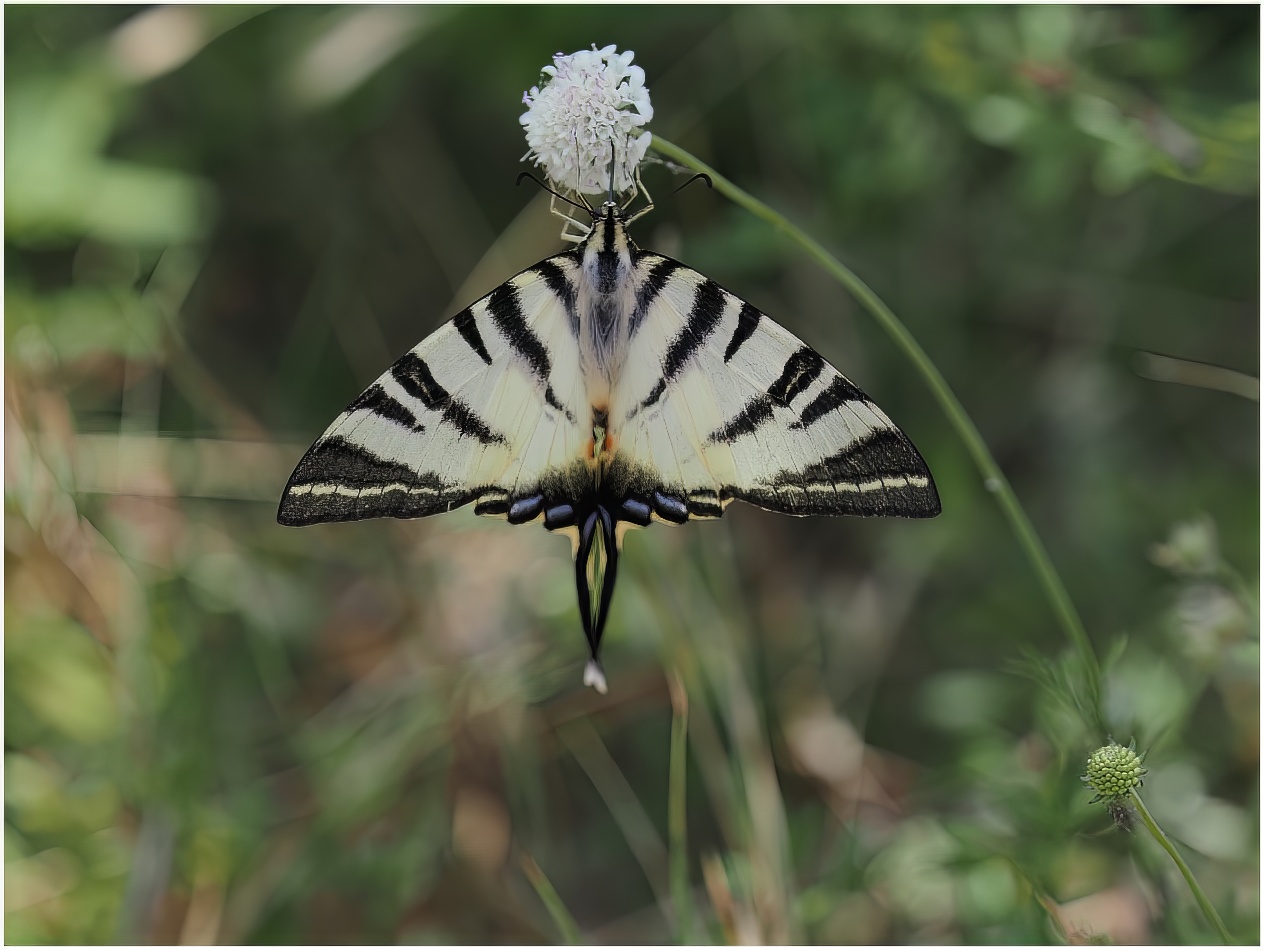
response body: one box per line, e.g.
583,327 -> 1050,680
278,191 -> 941,693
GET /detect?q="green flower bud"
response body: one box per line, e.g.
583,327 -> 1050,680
1082,740 -> 1147,804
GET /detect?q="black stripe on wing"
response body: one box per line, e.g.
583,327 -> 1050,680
790,375 -> 867,430
767,347 -> 825,405
685,489 -> 724,519
629,258 -> 681,337
640,279 -> 726,411
708,396 -> 774,444
708,346 -> 833,445
392,352 -> 507,446
486,281 -> 575,422
277,436 -> 482,525
732,428 -> 941,518
453,308 -> 492,365
724,303 -> 761,362
349,384 -> 424,432
533,260 -> 579,337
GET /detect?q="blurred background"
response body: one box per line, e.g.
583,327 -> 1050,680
5,6 -> 1258,944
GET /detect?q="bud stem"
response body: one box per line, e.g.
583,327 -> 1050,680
1130,790 -> 1234,944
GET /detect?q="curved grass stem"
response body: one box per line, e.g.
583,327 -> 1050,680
649,134 -> 1103,733
1131,791 -> 1234,944
667,670 -> 693,944
520,852 -> 582,945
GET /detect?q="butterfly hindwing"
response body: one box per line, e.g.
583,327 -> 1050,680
278,257 -> 588,527
610,254 -> 941,521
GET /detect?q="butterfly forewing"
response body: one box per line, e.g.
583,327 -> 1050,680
277,258 -> 588,527
610,255 -> 941,520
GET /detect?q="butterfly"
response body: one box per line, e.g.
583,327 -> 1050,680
278,185 -> 941,693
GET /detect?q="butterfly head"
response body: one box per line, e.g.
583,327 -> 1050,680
597,199 -> 624,225
580,200 -> 634,289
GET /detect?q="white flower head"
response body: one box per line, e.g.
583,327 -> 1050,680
520,44 -> 653,196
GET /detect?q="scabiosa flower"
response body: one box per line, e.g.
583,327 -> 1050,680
520,44 -> 653,195
1082,739 -> 1148,804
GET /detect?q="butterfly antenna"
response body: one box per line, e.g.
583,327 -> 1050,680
516,171 -> 591,215
671,172 -> 713,196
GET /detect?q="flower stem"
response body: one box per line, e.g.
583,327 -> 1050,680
649,135 -> 1103,733
520,852 -> 583,945
1130,791 -> 1234,944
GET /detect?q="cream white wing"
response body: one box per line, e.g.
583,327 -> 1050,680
278,257 -> 590,527
606,254 -> 941,521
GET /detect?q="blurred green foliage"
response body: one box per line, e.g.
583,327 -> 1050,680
5,5 -> 1258,944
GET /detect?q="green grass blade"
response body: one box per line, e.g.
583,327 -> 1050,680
668,670 -> 693,944
520,852 -> 583,945
557,719 -> 671,911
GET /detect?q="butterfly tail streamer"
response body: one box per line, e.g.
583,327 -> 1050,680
575,504 -> 619,694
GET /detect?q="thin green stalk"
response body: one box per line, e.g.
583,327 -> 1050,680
520,852 -> 582,945
556,720 -> 671,910
650,134 -> 1103,732
1032,885 -> 1072,943
1130,791 -> 1234,944
667,671 -> 693,944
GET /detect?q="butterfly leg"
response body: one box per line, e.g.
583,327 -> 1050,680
622,165 -> 655,225
549,193 -> 592,244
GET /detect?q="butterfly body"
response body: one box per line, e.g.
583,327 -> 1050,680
279,200 -> 940,691
577,210 -> 637,388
